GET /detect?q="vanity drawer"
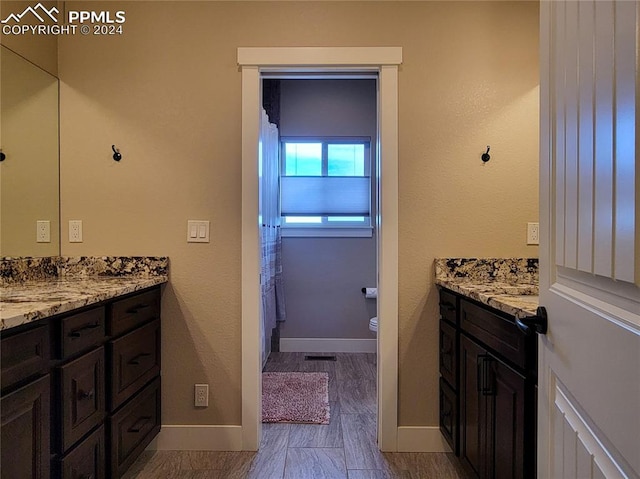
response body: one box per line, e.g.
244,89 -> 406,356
439,319 -> 457,389
108,320 -> 160,412
1,324 -> 50,391
460,299 -> 527,370
439,289 -> 458,325
57,347 -> 105,452
109,377 -> 161,479
57,424 -> 105,479
439,377 -> 458,455
108,288 -> 160,337
59,307 -> 105,360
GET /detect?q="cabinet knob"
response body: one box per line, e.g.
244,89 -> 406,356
78,389 -> 95,400
515,306 -> 548,336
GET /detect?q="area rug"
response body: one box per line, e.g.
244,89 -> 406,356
262,372 -> 330,424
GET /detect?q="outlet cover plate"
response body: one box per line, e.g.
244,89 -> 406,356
527,222 -> 539,245
194,384 -> 209,407
69,220 -> 83,243
36,220 -> 50,243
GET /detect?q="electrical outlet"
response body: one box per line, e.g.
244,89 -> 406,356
194,384 -> 209,407
69,220 -> 83,243
527,222 -> 539,245
36,220 -> 50,243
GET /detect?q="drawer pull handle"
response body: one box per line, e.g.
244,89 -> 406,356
78,389 -> 95,400
126,304 -> 151,315
476,355 -> 495,396
128,352 -> 152,365
439,302 -> 456,312
128,416 -> 152,433
69,323 -> 101,338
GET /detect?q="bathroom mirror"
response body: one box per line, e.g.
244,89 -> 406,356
0,45 -> 60,257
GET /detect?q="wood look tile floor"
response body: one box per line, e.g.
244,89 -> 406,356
123,353 -> 470,479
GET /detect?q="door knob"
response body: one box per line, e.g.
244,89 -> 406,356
515,306 -> 548,336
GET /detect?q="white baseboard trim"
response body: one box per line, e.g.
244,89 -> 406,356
280,338 -> 376,353
396,426 -> 451,452
147,425 -> 243,451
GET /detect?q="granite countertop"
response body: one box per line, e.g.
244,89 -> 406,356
435,258 -> 539,317
0,256 -> 169,331
0,276 -> 167,331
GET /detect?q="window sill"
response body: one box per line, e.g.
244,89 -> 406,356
281,227 -> 374,238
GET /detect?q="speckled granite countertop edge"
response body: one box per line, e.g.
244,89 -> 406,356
435,278 -> 538,317
0,275 -> 168,331
434,258 -> 539,317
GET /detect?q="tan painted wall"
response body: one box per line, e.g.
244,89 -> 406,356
0,1 -> 59,76
58,1 -> 539,427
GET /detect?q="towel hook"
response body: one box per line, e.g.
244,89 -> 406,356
112,145 -> 122,161
481,146 -> 491,163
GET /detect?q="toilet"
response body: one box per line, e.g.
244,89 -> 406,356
369,316 -> 378,334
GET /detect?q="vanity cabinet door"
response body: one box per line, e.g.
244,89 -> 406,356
57,347 -> 105,452
460,335 -> 489,479
0,375 -> 50,479
460,333 -> 527,479
491,359 -> 526,479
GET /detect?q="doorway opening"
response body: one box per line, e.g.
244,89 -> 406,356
259,75 -> 379,451
239,47 -> 401,452
264,76 -> 378,358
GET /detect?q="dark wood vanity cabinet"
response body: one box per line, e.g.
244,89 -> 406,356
438,289 -> 459,454
1,374 -> 51,479
0,286 -> 162,479
438,287 -> 536,479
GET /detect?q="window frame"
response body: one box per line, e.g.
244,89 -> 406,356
279,136 -> 374,237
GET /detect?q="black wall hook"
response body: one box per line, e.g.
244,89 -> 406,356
112,145 -> 122,161
0,151 -> 5,162
481,146 -> 491,163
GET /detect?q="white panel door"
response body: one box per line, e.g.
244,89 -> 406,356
539,1 -> 640,477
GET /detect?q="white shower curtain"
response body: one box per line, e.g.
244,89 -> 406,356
259,109 -> 286,366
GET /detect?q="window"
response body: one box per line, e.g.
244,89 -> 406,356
280,137 -> 372,236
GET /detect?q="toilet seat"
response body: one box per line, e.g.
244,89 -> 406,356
369,316 -> 378,333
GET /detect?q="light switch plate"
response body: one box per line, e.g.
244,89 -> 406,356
187,220 -> 210,243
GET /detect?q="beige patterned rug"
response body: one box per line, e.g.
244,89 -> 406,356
262,372 -> 330,424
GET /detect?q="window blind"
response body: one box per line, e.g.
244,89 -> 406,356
280,176 -> 370,216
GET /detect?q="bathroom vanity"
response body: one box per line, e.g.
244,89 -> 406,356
435,258 -> 539,479
0,257 -> 167,479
